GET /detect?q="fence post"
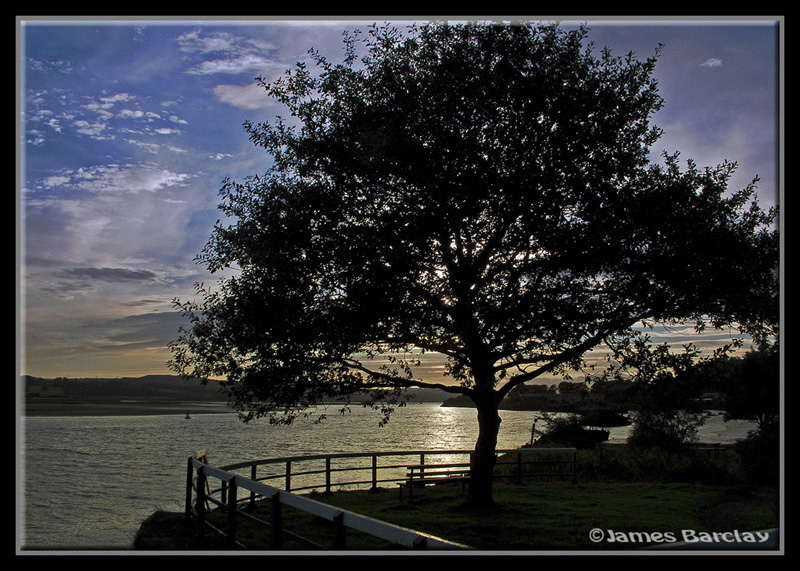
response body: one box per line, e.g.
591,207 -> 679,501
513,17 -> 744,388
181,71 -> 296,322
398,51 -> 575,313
285,460 -> 292,492
326,457 -> 332,494
226,478 -> 238,548
195,467 -> 207,539
571,449 -> 578,484
371,455 -> 378,490
185,456 -> 194,520
249,464 -> 258,508
271,492 -> 283,549
333,511 -> 346,549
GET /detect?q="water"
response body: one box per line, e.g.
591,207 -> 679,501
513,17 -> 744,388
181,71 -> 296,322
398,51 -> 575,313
18,404 -> 756,551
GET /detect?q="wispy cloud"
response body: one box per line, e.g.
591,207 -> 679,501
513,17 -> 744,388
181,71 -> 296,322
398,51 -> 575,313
700,57 -> 723,67
188,54 -> 278,75
25,88 -> 190,145
213,83 -> 273,109
177,28 -> 282,75
35,163 -> 192,194
105,311 -> 188,346
59,267 -> 159,283
26,56 -> 73,74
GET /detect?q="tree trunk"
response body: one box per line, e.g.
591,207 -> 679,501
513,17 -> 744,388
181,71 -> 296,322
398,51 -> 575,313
468,393 -> 502,509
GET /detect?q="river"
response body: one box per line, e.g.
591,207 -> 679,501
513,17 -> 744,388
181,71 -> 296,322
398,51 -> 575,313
17,403 -> 757,551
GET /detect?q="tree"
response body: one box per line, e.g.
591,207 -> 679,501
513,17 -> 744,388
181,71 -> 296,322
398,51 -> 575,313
169,22 -> 778,508
723,345 -> 780,485
721,345 -> 780,428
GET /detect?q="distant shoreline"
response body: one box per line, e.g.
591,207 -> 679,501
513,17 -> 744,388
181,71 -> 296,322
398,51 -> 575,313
23,400 -> 232,417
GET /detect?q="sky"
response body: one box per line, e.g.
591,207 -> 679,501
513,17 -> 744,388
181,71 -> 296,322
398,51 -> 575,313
17,16 -> 782,381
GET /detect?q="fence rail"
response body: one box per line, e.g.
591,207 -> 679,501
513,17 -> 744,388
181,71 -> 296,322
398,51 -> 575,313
185,447 -> 577,550
218,447 -> 577,493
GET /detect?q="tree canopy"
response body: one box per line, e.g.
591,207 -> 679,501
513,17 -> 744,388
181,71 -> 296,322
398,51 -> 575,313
169,22 -> 779,507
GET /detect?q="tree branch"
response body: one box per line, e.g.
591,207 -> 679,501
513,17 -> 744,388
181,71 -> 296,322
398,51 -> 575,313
340,357 -> 468,395
495,314 -> 642,400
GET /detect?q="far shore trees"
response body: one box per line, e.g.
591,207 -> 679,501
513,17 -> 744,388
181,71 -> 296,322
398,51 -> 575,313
169,22 -> 779,509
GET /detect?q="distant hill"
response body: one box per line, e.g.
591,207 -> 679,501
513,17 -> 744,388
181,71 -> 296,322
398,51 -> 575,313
22,375 -> 454,404
23,374 -> 228,402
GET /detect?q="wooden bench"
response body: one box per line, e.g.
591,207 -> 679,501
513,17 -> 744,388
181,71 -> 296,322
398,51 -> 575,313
398,463 -> 471,500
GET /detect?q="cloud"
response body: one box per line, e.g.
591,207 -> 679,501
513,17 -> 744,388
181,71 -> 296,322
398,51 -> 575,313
23,162 -> 210,281
24,87 -> 189,145
32,267 -> 163,300
213,83 -> 272,109
117,109 -> 161,120
103,311 -> 188,347
177,28 -> 281,76
42,175 -> 71,188
189,54 -> 278,75
176,28 -> 278,55
38,279 -> 96,299
700,57 -> 723,67
121,298 -> 170,307
23,307 -> 189,374
26,56 -> 73,74
36,163 -> 192,194
60,267 -> 159,283
176,29 -> 239,53
73,118 -> 113,140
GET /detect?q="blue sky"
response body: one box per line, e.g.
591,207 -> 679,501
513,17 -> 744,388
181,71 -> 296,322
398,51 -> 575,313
18,17 -> 782,380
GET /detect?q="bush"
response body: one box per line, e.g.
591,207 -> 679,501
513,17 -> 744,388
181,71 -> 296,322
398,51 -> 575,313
534,413 -> 610,449
734,419 -> 780,486
627,410 -> 704,452
574,444 -> 738,485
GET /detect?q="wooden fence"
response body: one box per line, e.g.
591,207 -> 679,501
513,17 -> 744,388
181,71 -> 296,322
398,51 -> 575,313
185,447 -> 577,550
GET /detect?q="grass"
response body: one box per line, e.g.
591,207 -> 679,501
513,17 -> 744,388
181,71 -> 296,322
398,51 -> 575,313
136,481 -> 778,551
135,444 -> 780,552
304,481 -> 777,551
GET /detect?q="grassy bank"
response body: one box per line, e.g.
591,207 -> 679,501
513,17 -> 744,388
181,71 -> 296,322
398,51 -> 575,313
136,443 -> 780,551
136,481 -> 777,551
323,483 -> 777,550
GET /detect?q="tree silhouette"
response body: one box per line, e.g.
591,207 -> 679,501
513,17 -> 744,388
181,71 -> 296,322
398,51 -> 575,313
169,22 -> 778,508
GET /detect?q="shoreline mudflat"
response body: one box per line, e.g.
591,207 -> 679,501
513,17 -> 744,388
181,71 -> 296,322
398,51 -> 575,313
23,400 -> 232,417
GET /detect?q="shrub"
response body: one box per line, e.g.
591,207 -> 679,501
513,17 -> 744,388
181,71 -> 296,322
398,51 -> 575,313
574,444 -> 738,485
627,409 -> 704,452
534,413 -> 610,449
734,419 -> 780,486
